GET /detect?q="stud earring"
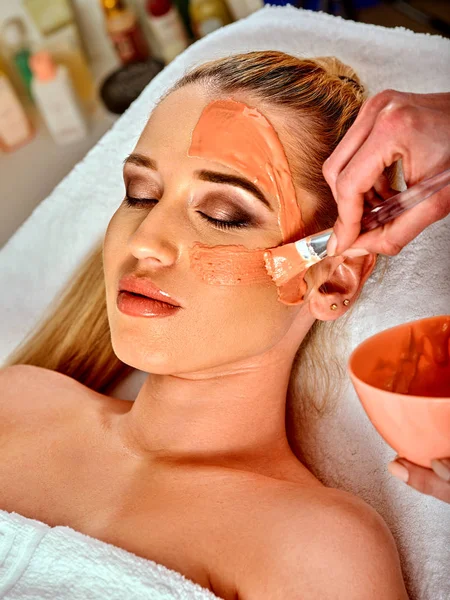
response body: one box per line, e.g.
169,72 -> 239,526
343,299 -> 350,306
330,303 -> 338,311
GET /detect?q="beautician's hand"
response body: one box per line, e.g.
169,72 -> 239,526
388,457 -> 450,503
323,90 -> 450,256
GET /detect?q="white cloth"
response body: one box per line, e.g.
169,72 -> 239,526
0,6 -> 449,600
0,509 -> 221,599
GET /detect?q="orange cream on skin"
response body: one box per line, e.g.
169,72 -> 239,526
188,99 -> 311,303
190,244 -> 270,285
189,99 -> 303,243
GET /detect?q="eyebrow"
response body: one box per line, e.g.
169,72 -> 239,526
123,154 -> 273,212
123,153 -> 157,170
195,170 -> 273,212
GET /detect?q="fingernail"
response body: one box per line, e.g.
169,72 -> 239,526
388,461 -> 409,483
342,248 -> 370,258
431,459 -> 450,482
327,232 -> 337,257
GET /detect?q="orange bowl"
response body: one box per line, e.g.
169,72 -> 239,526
348,315 -> 450,467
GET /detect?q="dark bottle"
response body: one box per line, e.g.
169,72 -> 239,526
100,0 -> 149,65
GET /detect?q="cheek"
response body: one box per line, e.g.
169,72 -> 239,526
189,243 -> 270,285
103,209 -> 128,271
188,244 -> 298,352
102,209 -> 132,309
197,282 -> 297,360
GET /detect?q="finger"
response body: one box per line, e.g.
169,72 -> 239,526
373,172 -> 397,200
363,179 -> 397,209
388,458 -> 450,503
431,458 -> 450,482
332,214 -> 363,256
333,178 -> 397,251
346,187 -> 450,256
332,125 -> 403,253
363,188 -> 384,209
323,90 -> 438,202
323,93 -> 395,199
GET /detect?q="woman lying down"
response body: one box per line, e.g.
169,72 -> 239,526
1,51 -> 409,599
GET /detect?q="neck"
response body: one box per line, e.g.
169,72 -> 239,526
115,329 -> 310,475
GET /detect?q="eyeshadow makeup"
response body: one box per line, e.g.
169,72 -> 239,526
189,99 -> 303,243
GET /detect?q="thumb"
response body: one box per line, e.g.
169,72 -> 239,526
388,458 -> 450,503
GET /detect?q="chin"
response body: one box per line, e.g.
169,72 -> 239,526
111,341 -> 252,376
111,341 -> 172,374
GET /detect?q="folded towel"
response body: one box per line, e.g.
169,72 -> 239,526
0,509 -> 221,599
0,6 -> 449,600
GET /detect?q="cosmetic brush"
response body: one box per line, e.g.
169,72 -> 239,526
264,167 -> 450,286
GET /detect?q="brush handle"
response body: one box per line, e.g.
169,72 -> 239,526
303,168 -> 450,261
360,167 -> 450,232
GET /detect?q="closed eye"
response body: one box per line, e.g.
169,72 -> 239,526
124,196 -> 158,208
197,212 -> 251,230
124,196 -> 252,231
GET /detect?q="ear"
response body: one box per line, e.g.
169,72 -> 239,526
306,254 -> 377,322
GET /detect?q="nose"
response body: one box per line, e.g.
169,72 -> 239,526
127,201 -> 180,268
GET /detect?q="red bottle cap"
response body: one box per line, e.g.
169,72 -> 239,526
147,0 -> 172,18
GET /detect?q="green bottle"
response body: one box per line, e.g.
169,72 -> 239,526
1,18 -> 33,99
2,18 -> 33,98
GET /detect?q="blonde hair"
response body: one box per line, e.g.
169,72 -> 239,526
4,52 -> 388,436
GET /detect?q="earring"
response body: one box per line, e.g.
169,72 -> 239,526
343,299 -> 350,306
330,303 -> 338,311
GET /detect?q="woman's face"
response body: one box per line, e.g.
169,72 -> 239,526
103,84 -> 312,374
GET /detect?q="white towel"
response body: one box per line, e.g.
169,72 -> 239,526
0,6 -> 449,600
0,509 -> 221,599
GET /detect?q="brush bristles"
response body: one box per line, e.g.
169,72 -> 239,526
263,243 -> 304,286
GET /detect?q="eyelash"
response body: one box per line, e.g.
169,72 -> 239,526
124,196 -> 252,231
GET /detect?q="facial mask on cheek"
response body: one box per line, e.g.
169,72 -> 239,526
187,98 -> 309,303
190,243 -> 271,285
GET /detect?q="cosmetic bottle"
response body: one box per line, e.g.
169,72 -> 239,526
145,0 -> 189,64
30,51 -> 87,145
0,58 -> 34,152
1,18 -> 33,99
226,0 -> 263,20
172,0 -> 194,39
23,0 -> 96,111
189,0 -> 232,39
100,0 -> 149,65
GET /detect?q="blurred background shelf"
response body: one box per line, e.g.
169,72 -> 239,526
0,103 -> 117,248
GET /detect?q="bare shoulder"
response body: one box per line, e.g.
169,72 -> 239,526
1,363 -> 77,385
0,363 -> 89,398
241,482 -> 409,600
0,364 -> 96,429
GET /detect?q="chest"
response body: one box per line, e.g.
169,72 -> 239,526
0,429 -> 247,599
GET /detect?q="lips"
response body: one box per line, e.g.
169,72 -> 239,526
118,275 -> 182,307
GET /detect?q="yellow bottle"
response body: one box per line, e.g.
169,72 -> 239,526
43,23 -> 97,111
23,0 -> 96,112
189,0 -> 232,39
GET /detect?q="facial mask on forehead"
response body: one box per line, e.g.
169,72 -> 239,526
188,99 -> 303,242
187,98 -> 309,305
